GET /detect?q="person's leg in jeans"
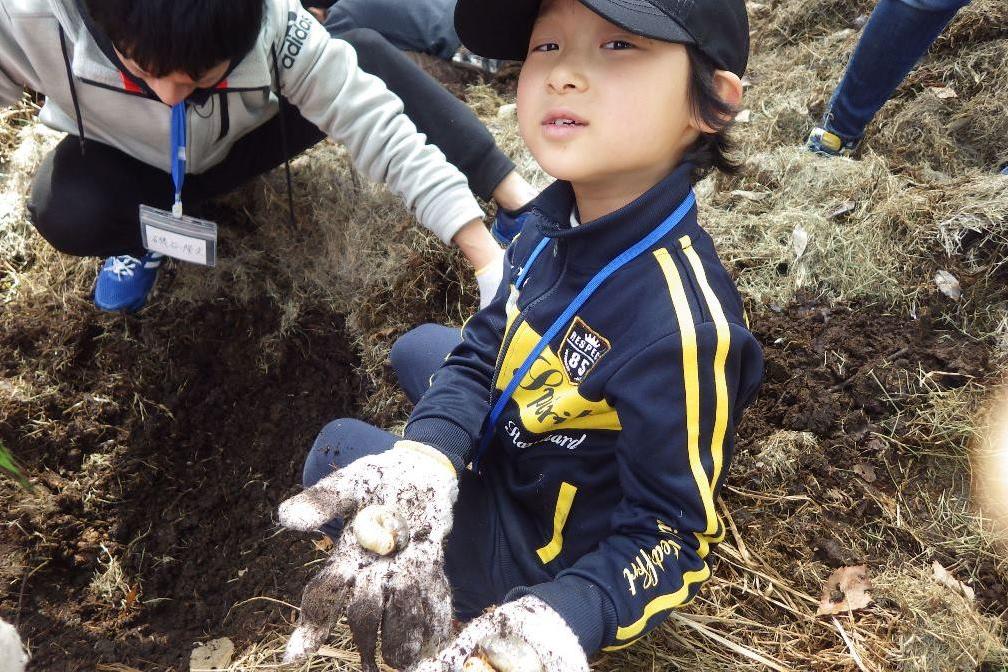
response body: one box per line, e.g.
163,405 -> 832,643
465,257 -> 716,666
820,0 -> 971,146
320,0 -> 460,60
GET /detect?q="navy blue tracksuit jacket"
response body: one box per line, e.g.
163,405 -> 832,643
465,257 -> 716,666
405,162 -> 765,654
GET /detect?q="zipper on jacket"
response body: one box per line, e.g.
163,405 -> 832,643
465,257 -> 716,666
486,237 -> 568,423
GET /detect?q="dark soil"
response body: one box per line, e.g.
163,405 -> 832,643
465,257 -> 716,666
732,299 -> 1007,612
1,297 -> 361,670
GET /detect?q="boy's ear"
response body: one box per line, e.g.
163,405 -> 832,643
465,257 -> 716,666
692,70 -> 744,134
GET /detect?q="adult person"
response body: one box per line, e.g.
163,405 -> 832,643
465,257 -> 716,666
806,0 -> 971,157
4,0 -> 528,312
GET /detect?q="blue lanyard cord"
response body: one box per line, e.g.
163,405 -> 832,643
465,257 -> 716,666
473,190 -> 697,471
515,237 -> 551,289
170,102 -> 186,216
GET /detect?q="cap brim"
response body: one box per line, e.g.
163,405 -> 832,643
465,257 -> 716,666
454,0 -> 542,61
455,0 -> 695,61
578,0 -> 695,46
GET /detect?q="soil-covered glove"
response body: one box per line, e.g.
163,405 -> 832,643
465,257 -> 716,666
278,440 -> 459,671
409,596 -> 590,672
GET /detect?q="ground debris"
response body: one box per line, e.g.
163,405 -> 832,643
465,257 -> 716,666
189,637 -> 235,671
931,561 -> 976,602
817,565 -> 873,616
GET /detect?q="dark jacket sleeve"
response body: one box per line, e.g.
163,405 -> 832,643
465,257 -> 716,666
508,322 -> 764,653
402,245 -> 515,470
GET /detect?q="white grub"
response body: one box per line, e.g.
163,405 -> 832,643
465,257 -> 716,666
353,504 -> 410,556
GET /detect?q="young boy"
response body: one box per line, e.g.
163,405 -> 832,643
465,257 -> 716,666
279,0 -> 764,669
2,0 -> 530,313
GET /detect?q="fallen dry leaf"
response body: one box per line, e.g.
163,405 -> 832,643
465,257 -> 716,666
817,565 -> 872,616
190,637 -> 234,671
735,109 -> 752,123
930,86 -> 958,99
932,561 -> 976,602
312,534 -> 334,552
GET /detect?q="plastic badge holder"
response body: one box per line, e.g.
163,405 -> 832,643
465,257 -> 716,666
139,204 -> 218,267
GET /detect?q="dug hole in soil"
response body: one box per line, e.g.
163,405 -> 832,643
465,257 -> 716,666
1,297 -> 360,669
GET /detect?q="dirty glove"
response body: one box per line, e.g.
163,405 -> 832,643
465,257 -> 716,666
409,596 -> 590,672
278,440 -> 459,671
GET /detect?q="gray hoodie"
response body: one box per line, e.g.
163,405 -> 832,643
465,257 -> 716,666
0,0 -> 485,243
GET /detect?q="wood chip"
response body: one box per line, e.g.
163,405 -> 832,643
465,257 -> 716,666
828,200 -> 856,219
852,463 -> 876,483
930,86 -> 958,99
190,637 -> 234,671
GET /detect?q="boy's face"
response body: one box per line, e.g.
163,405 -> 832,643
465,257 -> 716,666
517,0 -> 701,197
116,49 -> 230,106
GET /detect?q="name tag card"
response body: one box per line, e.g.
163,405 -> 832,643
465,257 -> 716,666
139,205 -> 218,267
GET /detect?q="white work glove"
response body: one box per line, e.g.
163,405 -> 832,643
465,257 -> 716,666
278,440 -> 459,671
475,246 -> 506,310
409,596 -> 590,672
0,618 -> 28,672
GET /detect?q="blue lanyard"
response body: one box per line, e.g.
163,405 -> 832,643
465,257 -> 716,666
170,102 -> 186,217
472,190 -> 697,471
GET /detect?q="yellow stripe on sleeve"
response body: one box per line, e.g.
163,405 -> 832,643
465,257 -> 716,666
679,235 -> 732,506
614,566 -> 711,641
609,249 -> 721,644
653,248 -> 717,530
536,482 -> 578,564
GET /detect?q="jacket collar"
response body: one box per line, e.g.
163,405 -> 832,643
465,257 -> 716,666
65,0 -> 271,99
530,162 -> 699,269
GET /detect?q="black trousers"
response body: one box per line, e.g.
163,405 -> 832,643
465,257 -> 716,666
28,27 -> 514,258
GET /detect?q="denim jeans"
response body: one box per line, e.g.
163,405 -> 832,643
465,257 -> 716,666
321,0 -> 460,60
824,0 -> 972,142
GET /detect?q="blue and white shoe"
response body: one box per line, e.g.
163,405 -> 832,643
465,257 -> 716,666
805,127 -> 860,157
491,204 -> 533,246
93,252 -> 164,313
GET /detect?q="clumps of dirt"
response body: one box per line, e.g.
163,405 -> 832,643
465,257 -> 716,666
1,298 -> 361,669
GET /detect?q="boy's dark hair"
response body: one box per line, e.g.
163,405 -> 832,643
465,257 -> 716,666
682,46 -> 742,183
81,0 -> 265,79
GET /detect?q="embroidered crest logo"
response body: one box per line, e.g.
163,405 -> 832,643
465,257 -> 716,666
559,317 -> 611,384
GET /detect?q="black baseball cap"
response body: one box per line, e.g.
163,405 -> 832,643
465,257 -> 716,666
454,0 -> 750,76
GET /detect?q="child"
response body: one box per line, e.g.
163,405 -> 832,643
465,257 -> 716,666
3,0 -> 522,313
279,0 -> 765,668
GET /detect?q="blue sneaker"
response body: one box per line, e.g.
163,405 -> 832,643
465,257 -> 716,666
805,127 -> 860,157
93,252 -> 164,313
491,204 -> 532,245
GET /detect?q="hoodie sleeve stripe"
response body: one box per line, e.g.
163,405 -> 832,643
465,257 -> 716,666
653,248 -> 717,528
679,235 -> 732,499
